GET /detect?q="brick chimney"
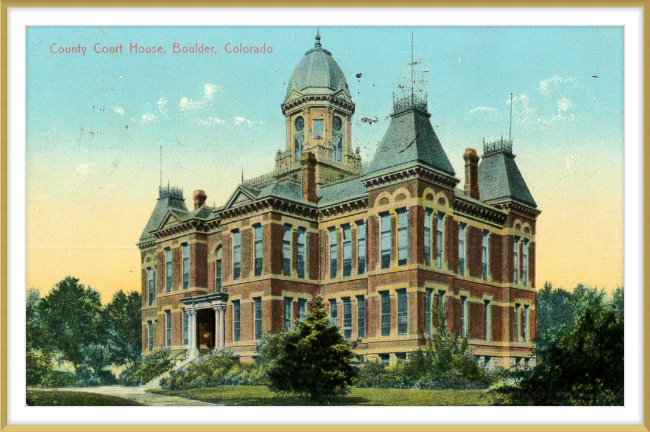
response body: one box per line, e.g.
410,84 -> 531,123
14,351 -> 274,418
463,148 -> 480,200
193,189 -> 207,210
300,152 -> 318,203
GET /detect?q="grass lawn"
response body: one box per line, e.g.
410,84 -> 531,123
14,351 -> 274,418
26,390 -> 143,406
150,386 -> 494,406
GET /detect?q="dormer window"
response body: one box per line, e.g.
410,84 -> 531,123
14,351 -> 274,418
313,119 -> 324,139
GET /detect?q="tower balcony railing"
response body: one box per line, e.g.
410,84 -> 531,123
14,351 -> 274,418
483,137 -> 513,155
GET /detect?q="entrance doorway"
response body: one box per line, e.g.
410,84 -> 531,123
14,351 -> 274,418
197,308 -> 215,351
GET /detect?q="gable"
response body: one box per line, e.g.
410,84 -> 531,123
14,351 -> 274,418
157,211 -> 184,231
284,90 -> 305,104
224,186 -> 258,210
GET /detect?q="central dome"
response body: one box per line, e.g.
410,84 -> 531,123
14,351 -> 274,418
284,32 -> 351,102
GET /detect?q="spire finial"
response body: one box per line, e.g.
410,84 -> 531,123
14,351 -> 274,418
315,27 -> 321,49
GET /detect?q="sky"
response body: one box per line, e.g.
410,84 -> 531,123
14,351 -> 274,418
26,26 -> 624,303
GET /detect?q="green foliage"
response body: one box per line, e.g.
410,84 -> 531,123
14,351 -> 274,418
26,349 -> 55,386
356,328 -> 493,390
118,350 -> 175,386
102,290 -> 142,358
495,287 -> 624,406
37,277 -> 103,369
27,390 -> 143,406
267,296 -> 357,401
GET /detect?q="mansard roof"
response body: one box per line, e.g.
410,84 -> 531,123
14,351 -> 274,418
317,176 -> 367,207
366,107 -> 455,177
139,187 -> 188,242
478,147 -> 537,208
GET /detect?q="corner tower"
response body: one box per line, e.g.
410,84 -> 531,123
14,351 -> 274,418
276,30 -> 361,187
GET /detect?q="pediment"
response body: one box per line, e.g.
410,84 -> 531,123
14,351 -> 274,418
224,186 -> 257,210
284,90 -> 305,104
156,210 -> 184,231
332,90 -> 353,104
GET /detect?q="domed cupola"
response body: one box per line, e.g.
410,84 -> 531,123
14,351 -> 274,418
283,30 -> 352,104
275,30 -> 361,188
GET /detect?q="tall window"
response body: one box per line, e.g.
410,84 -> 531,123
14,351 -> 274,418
147,268 -> 154,306
284,297 -> 293,330
329,299 -> 338,326
424,209 -> 432,266
342,225 -> 352,277
329,228 -> 338,279
233,231 -> 241,280
425,288 -> 433,336
523,305 -> 529,342
233,300 -> 241,342
283,224 -> 292,277
254,297 -> 262,340
514,303 -> 520,342
514,237 -> 520,284
380,213 -> 391,269
484,300 -> 491,341
460,296 -> 468,338
294,116 -> 304,161
397,289 -> 408,335
522,240 -> 529,286
333,135 -> 343,162
438,291 -> 446,331
357,295 -> 365,339
357,221 -> 366,275
215,247 -> 222,292
182,244 -> 190,289
165,310 -> 171,347
343,298 -> 352,340
458,223 -> 467,275
380,292 -> 391,337
482,231 -> 490,280
297,228 -> 306,279
254,224 -> 263,277
397,209 -> 408,266
313,119 -> 324,138
147,322 -> 153,351
182,309 -> 188,345
165,249 -> 172,292
437,213 -> 445,269
298,299 -> 306,321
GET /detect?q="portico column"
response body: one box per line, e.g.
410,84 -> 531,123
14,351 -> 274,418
219,305 -> 227,350
188,310 -> 199,359
213,307 -> 221,352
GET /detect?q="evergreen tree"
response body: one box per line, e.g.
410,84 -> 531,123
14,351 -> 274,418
268,296 -> 357,401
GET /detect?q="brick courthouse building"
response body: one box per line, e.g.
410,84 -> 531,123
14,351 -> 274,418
138,33 -> 540,368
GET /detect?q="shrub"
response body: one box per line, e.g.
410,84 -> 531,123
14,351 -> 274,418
161,351 -> 265,390
26,349 -> 55,386
118,350 -> 174,386
267,296 -> 357,401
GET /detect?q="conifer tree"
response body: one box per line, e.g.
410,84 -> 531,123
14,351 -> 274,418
268,296 -> 357,402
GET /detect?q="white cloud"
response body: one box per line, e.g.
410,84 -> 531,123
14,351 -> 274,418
157,97 -> 168,117
179,84 -> 222,113
470,106 -> 499,115
141,113 -> 157,124
539,75 -> 578,94
234,116 -> 250,126
193,116 -> 225,127
112,106 -> 124,117
76,162 -> 95,175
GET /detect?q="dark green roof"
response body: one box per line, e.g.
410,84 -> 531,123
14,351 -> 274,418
139,193 -> 188,242
478,150 -> 537,208
366,108 -> 455,176
318,177 -> 367,207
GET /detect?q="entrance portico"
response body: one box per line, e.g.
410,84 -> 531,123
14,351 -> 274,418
181,293 -> 229,359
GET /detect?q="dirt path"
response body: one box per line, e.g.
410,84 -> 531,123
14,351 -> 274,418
32,386 -> 217,406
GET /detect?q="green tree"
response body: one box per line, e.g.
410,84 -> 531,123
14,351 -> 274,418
268,296 -> 357,401
37,277 -> 103,369
102,290 -> 142,357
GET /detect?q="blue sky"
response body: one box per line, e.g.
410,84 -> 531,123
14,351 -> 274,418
26,26 -> 624,298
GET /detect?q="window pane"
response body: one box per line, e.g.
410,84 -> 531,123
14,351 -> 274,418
165,310 -> 171,347
460,296 -> 467,337
343,298 -> 352,340
425,289 -> 432,335
148,268 -> 154,306
329,229 -> 337,279
397,289 -> 408,335
254,225 -> 263,277
343,225 -> 352,277
183,309 -> 188,345
357,221 -> 366,275
397,210 -> 408,266
233,300 -> 241,342
329,299 -> 338,326
514,238 -> 520,284
381,292 -> 391,336
298,299 -> 306,321
424,209 -> 432,266
182,244 -> 190,289
216,260 -> 222,292
233,232 -> 241,280
284,297 -> 293,330
313,119 -> 324,138
333,135 -> 343,162
148,322 -> 153,351
283,225 -> 292,277
380,214 -> 391,269
437,213 -> 445,269
459,223 -> 466,275
166,249 -> 172,292
297,228 -> 306,279
357,296 -> 365,338
294,134 -> 304,161
484,300 -> 491,341
254,298 -> 262,340
482,231 -> 489,280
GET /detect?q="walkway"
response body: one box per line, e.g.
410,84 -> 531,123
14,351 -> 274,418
33,386 -> 217,406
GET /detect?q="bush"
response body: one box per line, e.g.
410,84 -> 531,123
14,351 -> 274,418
118,350 -> 174,386
267,296 -> 357,401
26,349 -> 55,386
72,366 -> 117,387
161,351 -> 266,390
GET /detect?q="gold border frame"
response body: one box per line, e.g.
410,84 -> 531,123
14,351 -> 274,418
1,4 -> 648,431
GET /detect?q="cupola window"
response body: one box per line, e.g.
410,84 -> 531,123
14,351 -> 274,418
294,116 -> 304,161
333,116 -> 343,162
313,119 -> 324,139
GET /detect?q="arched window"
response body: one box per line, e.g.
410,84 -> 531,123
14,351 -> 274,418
294,116 -> 304,161
215,246 -> 222,292
333,116 -> 343,162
